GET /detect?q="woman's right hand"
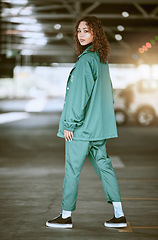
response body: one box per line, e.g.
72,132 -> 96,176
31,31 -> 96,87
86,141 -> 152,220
64,129 -> 73,141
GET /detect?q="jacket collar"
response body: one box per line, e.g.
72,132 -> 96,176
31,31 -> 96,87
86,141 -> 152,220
77,44 -> 93,59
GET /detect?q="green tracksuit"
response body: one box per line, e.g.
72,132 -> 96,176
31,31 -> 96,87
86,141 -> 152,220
57,44 -> 121,211
57,45 -> 117,140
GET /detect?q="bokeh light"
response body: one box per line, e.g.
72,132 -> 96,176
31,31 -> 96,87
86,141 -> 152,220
117,25 -> 124,31
54,24 -> 61,30
56,33 -> 63,39
132,54 -> 138,60
142,45 -> 148,51
138,48 -> 144,53
146,42 -> 152,48
150,39 -> 155,45
122,11 -> 129,17
155,36 -> 158,40
115,34 -> 122,41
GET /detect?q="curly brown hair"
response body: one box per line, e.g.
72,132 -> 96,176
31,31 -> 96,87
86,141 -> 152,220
74,16 -> 110,63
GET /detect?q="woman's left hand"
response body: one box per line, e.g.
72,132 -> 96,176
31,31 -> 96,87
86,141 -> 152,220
64,130 -> 73,141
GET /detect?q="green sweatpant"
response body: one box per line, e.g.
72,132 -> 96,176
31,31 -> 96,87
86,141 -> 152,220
62,139 -> 121,211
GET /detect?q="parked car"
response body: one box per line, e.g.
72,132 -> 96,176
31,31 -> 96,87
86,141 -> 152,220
114,79 -> 158,126
127,79 -> 158,126
113,88 -> 128,125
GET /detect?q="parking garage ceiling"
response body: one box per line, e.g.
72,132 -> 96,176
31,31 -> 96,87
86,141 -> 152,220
0,0 -> 158,68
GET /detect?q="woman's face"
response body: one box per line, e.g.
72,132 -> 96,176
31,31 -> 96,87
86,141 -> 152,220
77,21 -> 93,46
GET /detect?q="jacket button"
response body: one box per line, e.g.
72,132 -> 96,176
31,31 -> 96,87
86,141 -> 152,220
67,87 -> 69,90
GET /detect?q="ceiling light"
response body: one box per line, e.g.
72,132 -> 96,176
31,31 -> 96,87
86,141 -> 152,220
2,7 -> 20,16
10,17 -> 37,24
115,34 -> 122,41
21,32 -> 44,38
17,24 -> 42,32
21,49 -> 33,55
2,6 -> 32,16
51,63 -> 59,67
117,25 -> 124,31
2,0 -> 28,4
54,24 -> 61,30
6,49 -> 14,58
56,33 -> 63,39
35,38 -> 48,46
122,11 -> 129,17
19,7 -> 32,15
23,37 -> 47,46
23,38 -> 35,44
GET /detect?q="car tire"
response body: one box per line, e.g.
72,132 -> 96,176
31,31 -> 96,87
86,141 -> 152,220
115,109 -> 127,125
136,107 -> 155,126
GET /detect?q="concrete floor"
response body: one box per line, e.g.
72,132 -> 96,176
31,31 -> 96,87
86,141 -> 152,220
0,112 -> 158,240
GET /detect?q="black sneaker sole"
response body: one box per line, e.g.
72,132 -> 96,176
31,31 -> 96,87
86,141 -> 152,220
104,222 -> 127,228
46,221 -> 73,228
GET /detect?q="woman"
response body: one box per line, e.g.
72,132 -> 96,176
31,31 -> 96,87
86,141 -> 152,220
46,16 -> 127,229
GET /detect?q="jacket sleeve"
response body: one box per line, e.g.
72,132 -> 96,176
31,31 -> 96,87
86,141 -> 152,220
64,58 -> 97,132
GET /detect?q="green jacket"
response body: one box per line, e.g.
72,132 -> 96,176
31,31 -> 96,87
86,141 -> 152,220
57,45 -> 118,140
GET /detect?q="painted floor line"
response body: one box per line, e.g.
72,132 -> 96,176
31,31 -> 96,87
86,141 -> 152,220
117,223 -> 158,232
122,197 -> 158,201
118,179 -> 158,183
131,226 -> 158,229
118,222 -> 133,232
